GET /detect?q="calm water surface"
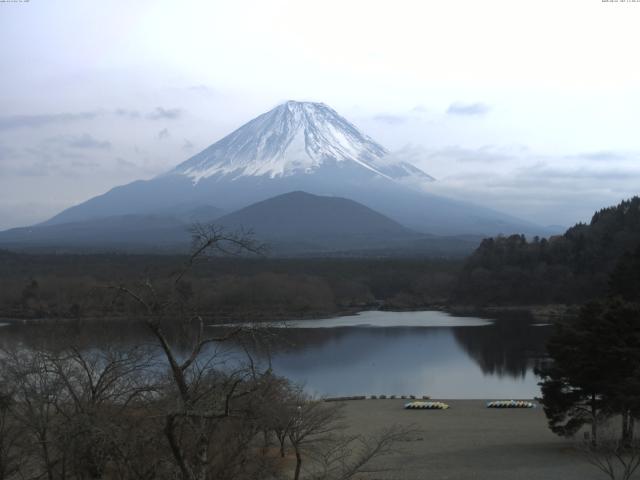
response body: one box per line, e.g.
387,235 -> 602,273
232,310 -> 551,399
0,310 -> 551,399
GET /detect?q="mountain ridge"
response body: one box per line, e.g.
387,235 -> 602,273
215,190 -> 416,240
38,100 -> 545,237
0,191 -> 482,256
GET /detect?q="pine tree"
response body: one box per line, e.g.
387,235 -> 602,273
538,300 -> 640,445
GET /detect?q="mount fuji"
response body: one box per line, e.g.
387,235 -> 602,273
7,101 -> 545,251
171,100 -> 434,184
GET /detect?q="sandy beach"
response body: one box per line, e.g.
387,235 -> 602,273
341,399 -> 599,479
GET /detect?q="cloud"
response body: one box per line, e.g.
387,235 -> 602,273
1,150 -> 62,177
116,157 -> 137,169
0,111 -> 101,131
424,151 -> 640,227
568,151 -> 628,162
386,144 -> 430,164
68,135 -> 110,150
118,107 -> 187,121
70,159 -> 101,169
0,132 -> 120,179
0,107 -> 184,131
186,85 -> 217,97
514,162 -> 640,182
147,107 -> 182,120
0,144 -> 15,161
446,102 -> 491,116
114,108 -> 141,119
66,133 -> 111,150
157,128 -> 170,140
42,134 -> 111,150
426,145 -> 514,164
372,113 -> 408,125
182,139 -> 194,151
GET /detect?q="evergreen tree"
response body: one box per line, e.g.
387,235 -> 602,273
609,245 -> 640,303
538,300 -> 640,445
457,196 -> 640,305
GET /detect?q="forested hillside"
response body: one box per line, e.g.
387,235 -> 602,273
456,197 -> 640,305
0,251 -> 460,319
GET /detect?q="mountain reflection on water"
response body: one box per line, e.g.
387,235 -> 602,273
0,310 -> 551,399
249,311 -> 550,398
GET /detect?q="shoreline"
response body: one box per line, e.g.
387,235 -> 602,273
0,303 -> 576,325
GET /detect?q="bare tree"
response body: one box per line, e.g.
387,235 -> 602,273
285,393 -> 417,480
50,345 -> 158,480
259,378 -> 302,458
0,390 -> 24,480
1,349 -> 67,480
308,424 -> 416,480
111,225 -> 274,480
0,223 -> 419,480
0,343 -> 161,480
579,423 -> 640,480
287,397 -> 345,480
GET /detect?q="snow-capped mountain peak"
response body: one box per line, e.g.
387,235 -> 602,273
170,101 -> 434,183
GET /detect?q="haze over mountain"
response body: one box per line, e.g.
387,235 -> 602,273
0,214 -> 190,250
0,191 -> 482,256
40,101 -> 543,237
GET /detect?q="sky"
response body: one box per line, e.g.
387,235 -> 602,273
1,0 -> 640,229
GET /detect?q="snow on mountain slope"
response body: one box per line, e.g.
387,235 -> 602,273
170,101 -> 434,183
38,100 -> 545,237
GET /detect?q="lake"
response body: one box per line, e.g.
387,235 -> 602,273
216,310 -> 551,398
0,310 -> 551,399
